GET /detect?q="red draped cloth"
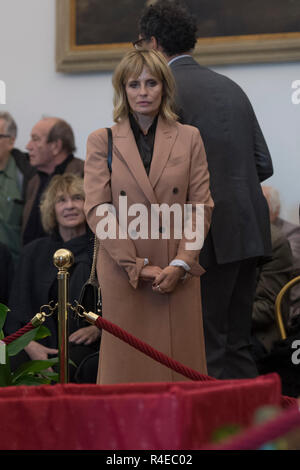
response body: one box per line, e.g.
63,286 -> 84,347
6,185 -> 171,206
0,373 -> 286,450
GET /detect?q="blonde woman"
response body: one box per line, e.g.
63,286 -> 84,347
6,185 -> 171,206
84,49 -> 214,384
5,174 -> 100,382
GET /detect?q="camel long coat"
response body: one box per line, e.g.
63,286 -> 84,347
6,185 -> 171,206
84,116 -> 214,384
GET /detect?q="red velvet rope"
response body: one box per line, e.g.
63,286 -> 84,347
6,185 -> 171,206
2,312 -> 299,449
95,316 -> 216,382
2,322 -> 35,345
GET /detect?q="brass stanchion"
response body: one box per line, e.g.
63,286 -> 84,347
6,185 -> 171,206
53,249 -> 74,384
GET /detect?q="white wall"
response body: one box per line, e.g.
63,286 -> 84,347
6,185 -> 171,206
0,0 -> 299,223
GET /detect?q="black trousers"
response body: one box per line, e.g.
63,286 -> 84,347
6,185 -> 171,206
201,257 -> 259,379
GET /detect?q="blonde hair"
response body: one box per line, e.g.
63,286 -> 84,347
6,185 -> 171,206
40,173 -> 85,233
112,49 -> 178,123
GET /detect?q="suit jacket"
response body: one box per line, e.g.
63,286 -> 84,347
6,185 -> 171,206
84,116 -> 214,384
21,156 -> 84,234
0,149 -> 34,261
170,56 -> 273,266
11,148 -> 35,199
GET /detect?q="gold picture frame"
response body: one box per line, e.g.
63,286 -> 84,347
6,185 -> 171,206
56,0 -> 300,73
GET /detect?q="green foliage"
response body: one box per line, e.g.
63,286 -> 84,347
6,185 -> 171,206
12,359 -> 59,385
0,303 -> 59,387
211,423 -> 242,443
6,326 -> 50,357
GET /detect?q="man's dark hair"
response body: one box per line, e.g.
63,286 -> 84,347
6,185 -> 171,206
139,0 -> 197,57
47,118 -> 76,154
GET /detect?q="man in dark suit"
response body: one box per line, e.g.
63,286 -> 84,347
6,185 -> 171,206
138,0 -> 274,379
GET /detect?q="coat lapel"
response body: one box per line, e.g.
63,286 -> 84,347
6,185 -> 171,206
112,116 -> 178,203
112,119 -> 158,204
149,116 -> 178,189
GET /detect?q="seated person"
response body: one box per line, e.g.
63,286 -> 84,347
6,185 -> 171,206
262,186 -> 300,318
4,173 -> 100,382
22,117 -> 84,246
251,223 -> 294,362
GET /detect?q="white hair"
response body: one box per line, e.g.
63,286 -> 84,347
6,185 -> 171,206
262,186 -> 281,215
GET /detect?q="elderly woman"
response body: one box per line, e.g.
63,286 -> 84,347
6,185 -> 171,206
84,49 -> 214,384
5,173 -> 100,381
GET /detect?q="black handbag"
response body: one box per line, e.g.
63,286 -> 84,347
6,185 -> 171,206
78,128 -> 112,315
78,234 -> 101,315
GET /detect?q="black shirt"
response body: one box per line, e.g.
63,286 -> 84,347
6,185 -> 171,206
129,113 -> 158,176
23,154 -> 74,246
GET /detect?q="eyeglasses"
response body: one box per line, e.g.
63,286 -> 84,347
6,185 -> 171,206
132,37 -> 147,50
0,134 -> 10,139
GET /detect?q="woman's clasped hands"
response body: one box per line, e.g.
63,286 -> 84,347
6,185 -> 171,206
140,264 -> 186,295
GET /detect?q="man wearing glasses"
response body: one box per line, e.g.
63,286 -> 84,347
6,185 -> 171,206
0,112 -> 33,262
136,1 -> 273,380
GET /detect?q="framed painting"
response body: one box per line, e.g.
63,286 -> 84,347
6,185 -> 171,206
56,0 -> 300,73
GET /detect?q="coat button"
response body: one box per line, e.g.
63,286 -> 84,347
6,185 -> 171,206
120,190 -> 126,196
173,187 -> 179,194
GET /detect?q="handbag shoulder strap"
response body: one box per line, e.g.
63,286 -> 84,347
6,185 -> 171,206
88,234 -> 100,284
88,127 -> 113,283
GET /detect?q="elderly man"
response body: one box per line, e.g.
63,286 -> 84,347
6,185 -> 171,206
262,185 -> 300,318
0,111 -> 33,261
252,221 -> 294,359
23,117 -> 84,245
138,0 -> 273,379
262,186 -> 300,271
